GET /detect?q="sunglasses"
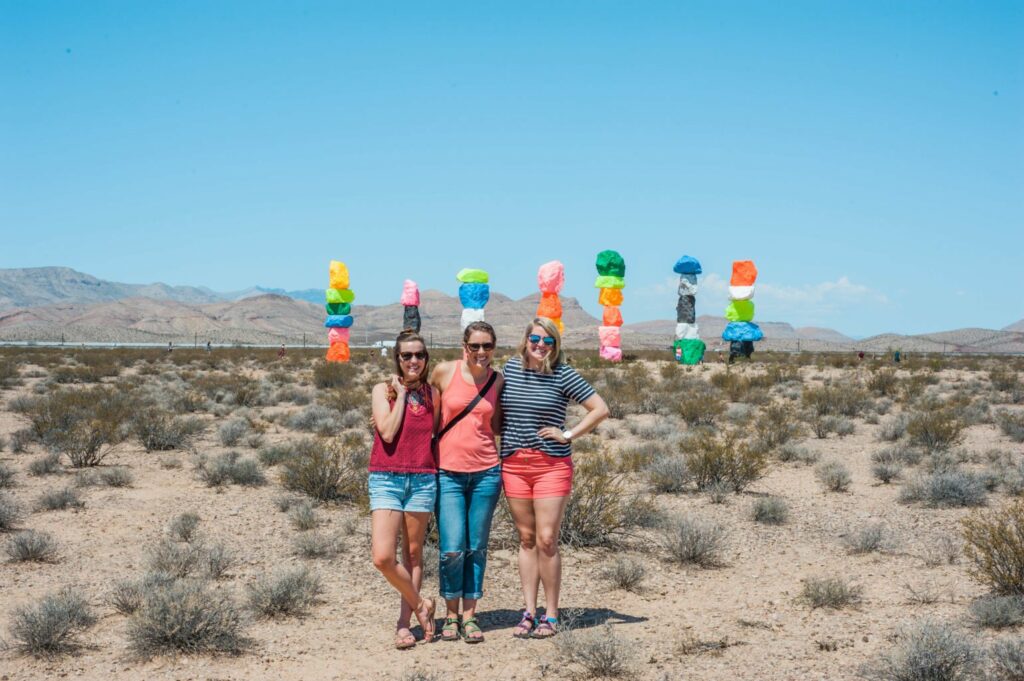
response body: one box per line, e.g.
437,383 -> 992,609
528,334 -> 556,346
399,351 -> 427,361
465,342 -> 495,352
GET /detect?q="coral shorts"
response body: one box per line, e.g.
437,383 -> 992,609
501,449 -> 574,499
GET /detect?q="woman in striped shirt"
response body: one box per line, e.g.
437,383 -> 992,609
500,317 -> 609,639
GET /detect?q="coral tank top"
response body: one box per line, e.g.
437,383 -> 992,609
438,362 -> 499,473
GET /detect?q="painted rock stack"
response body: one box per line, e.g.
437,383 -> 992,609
673,255 -> 705,365
722,260 -> 763,357
324,260 -> 354,362
595,250 -> 625,362
536,260 -> 565,334
457,268 -> 489,331
401,279 -> 420,332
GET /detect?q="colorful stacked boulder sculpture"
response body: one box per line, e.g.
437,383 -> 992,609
595,250 -> 625,362
673,255 -> 705,365
536,260 -> 565,334
325,260 -> 354,362
722,259 -> 762,359
457,268 -> 489,331
401,279 -> 421,332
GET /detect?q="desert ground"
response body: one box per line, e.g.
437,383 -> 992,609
0,347 -> 1022,681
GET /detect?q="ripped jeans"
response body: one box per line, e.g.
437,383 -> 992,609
436,465 -> 502,600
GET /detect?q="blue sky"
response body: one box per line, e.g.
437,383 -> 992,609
2,1 -> 1021,337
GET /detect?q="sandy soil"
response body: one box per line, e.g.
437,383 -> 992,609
0,357 -> 1021,681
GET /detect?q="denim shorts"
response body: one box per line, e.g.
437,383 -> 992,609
368,472 -> 437,513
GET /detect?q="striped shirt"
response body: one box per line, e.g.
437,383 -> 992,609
499,356 -> 596,458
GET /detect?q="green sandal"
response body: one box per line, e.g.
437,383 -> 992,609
462,617 -> 484,644
441,616 -> 461,642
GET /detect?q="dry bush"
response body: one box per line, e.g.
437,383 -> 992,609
8,588 -> 96,658
802,383 -> 869,418
246,567 -> 323,618
751,497 -> 788,525
25,386 -> 131,466
776,443 -> 818,465
293,532 -> 343,559
0,492 -> 22,531
844,523 -> 893,554
616,442 -> 670,473
962,502 -> 1024,595
35,486 -> 84,511
286,405 -> 345,435
555,624 -> 637,680
598,556 -> 647,593
280,437 -> 368,505
168,512 -> 201,543
258,442 -> 296,467
996,410 -> 1024,443
195,451 -> 266,487
900,471 -> 987,508
289,502 -> 319,531
190,372 -> 261,408
0,462 -> 14,488
906,408 -> 966,451
133,409 -> 205,451
868,368 -> 901,397
28,453 -> 61,476
99,467 -> 132,487
661,512 -> 727,567
6,530 -> 60,562
872,461 -> 903,484
676,386 -> 726,427
799,576 -> 862,609
684,431 -> 767,493
710,371 -> 752,402
990,637 -> 1024,681
128,579 -> 248,656
753,403 -> 804,450
562,452 -> 657,548
968,595 -> 1024,629
860,620 -> 979,681
816,460 -> 852,492
645,455 -> 690,494
312,360 -> 358,389
990,367 -> 1021,393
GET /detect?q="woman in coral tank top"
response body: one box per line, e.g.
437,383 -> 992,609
429,321 -> 504,643
369,330 -> 439,648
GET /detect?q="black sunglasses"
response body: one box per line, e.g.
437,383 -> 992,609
528,334 -> 555,346
465,342 -> 495,352
399,351 -> 427,361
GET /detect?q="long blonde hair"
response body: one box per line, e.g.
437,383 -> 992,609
516,317 -> 563,374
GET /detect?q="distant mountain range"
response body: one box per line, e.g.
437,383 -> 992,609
1,267 -> 1022,352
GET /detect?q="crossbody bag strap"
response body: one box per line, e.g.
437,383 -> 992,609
435,370 -> 497,441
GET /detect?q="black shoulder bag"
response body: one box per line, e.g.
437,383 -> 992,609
434,371 -> 498,443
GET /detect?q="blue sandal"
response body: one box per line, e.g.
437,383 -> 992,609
512,611 -> 535,639
532,616 -> 558,638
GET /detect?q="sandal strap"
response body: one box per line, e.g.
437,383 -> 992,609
444,616 -> 461,624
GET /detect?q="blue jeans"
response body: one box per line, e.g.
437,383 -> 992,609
436,465 -> 502,600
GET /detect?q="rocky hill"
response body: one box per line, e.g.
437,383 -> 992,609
0,267 -> 221,309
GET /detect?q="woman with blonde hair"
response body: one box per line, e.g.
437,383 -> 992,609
369,329 -> 438,648
500,317 -> 609,638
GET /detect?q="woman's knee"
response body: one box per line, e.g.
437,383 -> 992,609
372,550 -> 397,572
536,531 -> 559,555
518,532 -> 537,550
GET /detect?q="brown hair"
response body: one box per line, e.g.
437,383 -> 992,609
392,329 -> 430,385
462,321 -> 496,346
516,317 -> 563,374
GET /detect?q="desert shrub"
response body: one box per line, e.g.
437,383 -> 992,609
752,403 -> 803,450
645,455 -> 690,494
28,453 -> 62,476
676,387 -> 726,427
6,530 -> 60,562
991,637 -> 1024,681
969,595 -> 1024,629
872,461 -> 903,484
710,371 -> 752,402
0,492 -> 22,531
751,497 -> 788,525
776,443 -> 818,465
99,467 -> 133,487
312,360 -> 357,389
799,576 -> 861,609
146,538 -> 206,577
661,513 -> 727,567
684,431 -> 766,492
844,522 -> 892,554
280,437 -> 368,504
128,579 -> 248,656
133,410 -> 205,451
900,471 -> 987,508
962,503 -> 1024,595
25,386 -> 131,466
555,624 -> 636,679
0,462 -> 14,488
616,442 -> 669,473
107,579 -> 145,615
802,383 -> 869,418
873,442 -> 922,467
289,502 -> 319,531
258,442 -> 296,467
906,408 -> 966,451
168,512 -> 201,543
36,486 -> 84,511
996,410 -> 1024,443
8,588 -> 96,657
598,556 -> 647,593
816,460 -> 852,492
218,418 -> 251,446
874,397 -> 893,415
9,428 -> 34,453
833,417 -> 855,438
869,368 -> 900,397
293,532 -> 343,559
991,367 -> 1021,393
562,453 -> 655,548
246,566 -> 323,618
286,405 -> 345,435
861,620 -> 980,681
195,451 -> 266,487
